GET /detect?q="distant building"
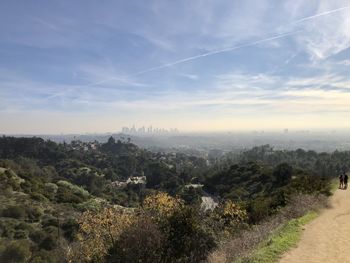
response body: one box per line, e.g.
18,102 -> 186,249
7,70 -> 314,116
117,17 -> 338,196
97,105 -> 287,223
122,127 -> 130,133
126,176 -> 146,185
111,176 -> 146,188
121,125 -> 179,134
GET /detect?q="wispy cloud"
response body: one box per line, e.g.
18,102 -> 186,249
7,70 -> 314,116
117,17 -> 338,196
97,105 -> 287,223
130,31 -> 300,76
293,1 -> 350,59
31,16 -> 60,31
293,4 -> 350,24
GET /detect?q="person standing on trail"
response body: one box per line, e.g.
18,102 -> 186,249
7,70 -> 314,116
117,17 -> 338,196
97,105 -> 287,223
344,173 -> 348,190
339,173 -> 344,189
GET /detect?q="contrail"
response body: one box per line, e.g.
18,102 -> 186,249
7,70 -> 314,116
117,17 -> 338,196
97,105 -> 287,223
127,4 -> 350,77
129,30 -> 300,77
86,30 -> 300,86
293,4 -> 350,24
87,4 -> 350,85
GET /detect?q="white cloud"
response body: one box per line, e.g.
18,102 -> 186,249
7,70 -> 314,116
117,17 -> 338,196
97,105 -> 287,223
337,59 -> 350,66
292,0 -> 350,59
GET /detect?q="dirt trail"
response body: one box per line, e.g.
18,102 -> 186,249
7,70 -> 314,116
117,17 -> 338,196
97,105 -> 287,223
280,188 -> 350,263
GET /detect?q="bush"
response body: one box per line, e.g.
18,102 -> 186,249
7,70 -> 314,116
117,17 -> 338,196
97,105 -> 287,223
107,216 -> 164,263
247,197 -> 273,224
0,240 -> 31,263
56,185 -> 85,204
26,206 -> 43,222
56,180 -> 90,198
41,216 -> 59,228
30,230 -> 47,244
31,250 -> 57,263
61,218 -> 79,242
39,235 -> 57,250
30,192 -> 47,202
0,220 -> 16,238
68,207 -> 135,262
164,207 -> 216,262
14,230 -> 27,239
43,183 -> 58,200
288,175 -> 331,196
2,205 -> 26,219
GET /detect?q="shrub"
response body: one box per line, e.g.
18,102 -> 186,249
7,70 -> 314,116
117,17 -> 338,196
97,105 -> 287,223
164,207 -> 216,262
56,185 -> 85,204
0,220 -> 16,238
42,216 -> 59,228
2,205 -> 26,219
68,207 -> 135,262
143,192 -> 184,219
43,226 -> 59,236
76,198 -> 105,212
0,240 -> 31,263
30,192 -> 47,202
107,216 -> 164,263
43,183 -> 58,200
0,169 -> 23,191
26,206 -> 43,222
288,175 -> 331,196
31,250 -> 57,263
61,218 -> 79,242
40,235 -> 57,250
247,197 -> 273,224
57,180 -> 90,198
30,230 -> 47,244
213,200 -> 248,233
14,230 -> 27,239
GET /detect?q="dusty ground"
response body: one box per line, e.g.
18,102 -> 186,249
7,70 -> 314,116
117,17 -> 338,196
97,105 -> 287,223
280,187 -> 350,263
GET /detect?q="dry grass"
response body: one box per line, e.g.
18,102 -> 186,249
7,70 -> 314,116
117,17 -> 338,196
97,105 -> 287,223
207,194 -> 329,263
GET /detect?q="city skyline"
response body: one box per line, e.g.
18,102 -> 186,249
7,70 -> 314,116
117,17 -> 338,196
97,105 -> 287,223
121,125 -> 179,134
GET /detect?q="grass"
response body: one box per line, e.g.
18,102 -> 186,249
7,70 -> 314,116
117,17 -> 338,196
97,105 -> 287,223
237,211 -> 318,263
330,178 -> 340,194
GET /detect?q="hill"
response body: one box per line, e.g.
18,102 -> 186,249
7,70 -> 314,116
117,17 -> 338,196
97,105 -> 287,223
0,136 -> 336,262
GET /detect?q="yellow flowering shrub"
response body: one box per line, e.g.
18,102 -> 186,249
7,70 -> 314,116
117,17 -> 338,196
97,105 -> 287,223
143,192 -> 184,218
67,207 -> 134,262
213,200 -> 247,235
221,200 -> 247,224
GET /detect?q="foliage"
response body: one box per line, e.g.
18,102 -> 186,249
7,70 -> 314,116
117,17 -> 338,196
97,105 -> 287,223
163,206 -> 216,262
2,205 -> 26,219
57,180 -> 90,198
107,216 -> 164,263
0,137 -> 337,262
0,240 -> 31,263
143,192 -> 184,219
69,207 -> 135,262
213,200 -> 248,233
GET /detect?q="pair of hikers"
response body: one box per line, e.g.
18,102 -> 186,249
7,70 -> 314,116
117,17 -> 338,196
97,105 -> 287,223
339,173 -> 349,190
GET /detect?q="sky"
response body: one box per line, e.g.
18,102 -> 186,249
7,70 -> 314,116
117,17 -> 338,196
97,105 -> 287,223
1,0 -> 350,134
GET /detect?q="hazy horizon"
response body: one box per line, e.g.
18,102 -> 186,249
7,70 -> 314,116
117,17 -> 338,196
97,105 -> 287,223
1,1 -> 350,134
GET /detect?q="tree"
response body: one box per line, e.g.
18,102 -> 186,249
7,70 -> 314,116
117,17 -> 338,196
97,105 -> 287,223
273,163 -> 293,187
107,136 -> 115,145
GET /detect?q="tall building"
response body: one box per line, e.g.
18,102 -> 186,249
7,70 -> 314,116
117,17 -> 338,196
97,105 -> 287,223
122,127 -> 129,133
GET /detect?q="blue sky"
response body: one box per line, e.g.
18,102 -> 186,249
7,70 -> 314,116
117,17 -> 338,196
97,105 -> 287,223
1,0 -> 350,133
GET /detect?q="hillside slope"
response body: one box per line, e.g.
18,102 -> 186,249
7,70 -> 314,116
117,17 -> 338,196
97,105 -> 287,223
280,187 -> 350,263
